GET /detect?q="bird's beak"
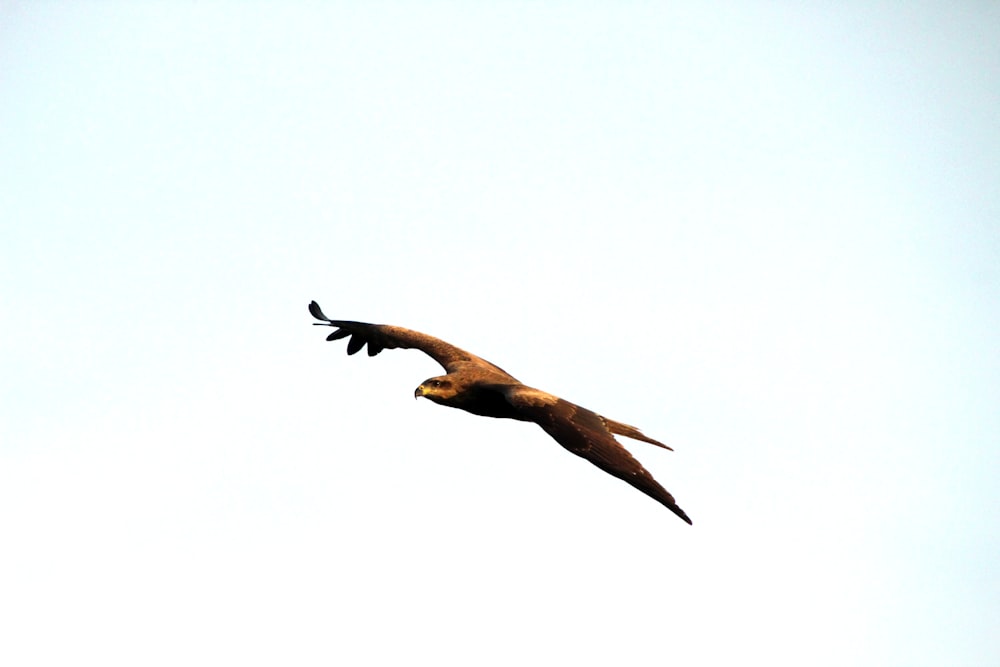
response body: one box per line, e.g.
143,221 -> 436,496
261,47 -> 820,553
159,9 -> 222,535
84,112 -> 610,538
414,384 -> 426,399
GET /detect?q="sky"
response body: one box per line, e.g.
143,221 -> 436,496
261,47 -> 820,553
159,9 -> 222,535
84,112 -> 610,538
1,2 -> 998,665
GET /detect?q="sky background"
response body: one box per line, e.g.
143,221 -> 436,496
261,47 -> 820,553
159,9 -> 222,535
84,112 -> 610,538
1,2 -> 998,665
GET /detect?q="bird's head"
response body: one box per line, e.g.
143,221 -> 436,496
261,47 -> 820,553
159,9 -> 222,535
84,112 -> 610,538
414,376 -> 459,404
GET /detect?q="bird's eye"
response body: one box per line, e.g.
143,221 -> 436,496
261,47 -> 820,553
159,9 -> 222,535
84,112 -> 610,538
430,380 -> 440,387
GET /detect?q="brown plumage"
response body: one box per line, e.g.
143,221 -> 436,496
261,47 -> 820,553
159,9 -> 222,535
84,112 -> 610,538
309,301 -> 691,524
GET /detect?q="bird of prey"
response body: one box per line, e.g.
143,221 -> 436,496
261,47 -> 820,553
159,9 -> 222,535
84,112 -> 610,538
309,301 -> 691,524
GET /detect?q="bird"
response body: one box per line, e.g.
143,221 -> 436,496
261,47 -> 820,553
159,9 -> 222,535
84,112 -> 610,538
308,301 -> 691,524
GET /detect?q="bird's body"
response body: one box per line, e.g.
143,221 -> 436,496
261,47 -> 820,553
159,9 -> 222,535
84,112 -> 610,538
309,301 -> 691,524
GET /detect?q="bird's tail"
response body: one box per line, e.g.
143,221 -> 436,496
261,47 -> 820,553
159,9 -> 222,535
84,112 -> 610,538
602,418 -> 673,451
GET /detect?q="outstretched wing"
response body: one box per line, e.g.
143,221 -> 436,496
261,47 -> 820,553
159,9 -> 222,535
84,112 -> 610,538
309,301 -> 514,377
502,386 -> 692,524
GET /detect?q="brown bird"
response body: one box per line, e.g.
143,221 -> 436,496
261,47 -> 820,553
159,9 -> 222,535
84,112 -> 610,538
309,301 -> 691,524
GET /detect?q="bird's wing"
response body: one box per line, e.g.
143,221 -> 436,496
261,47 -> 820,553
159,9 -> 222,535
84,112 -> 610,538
501,385 -> 692,524
309,301 -> 515,377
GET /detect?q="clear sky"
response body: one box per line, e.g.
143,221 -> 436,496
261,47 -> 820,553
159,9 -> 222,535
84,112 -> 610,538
2,2 -> 997,665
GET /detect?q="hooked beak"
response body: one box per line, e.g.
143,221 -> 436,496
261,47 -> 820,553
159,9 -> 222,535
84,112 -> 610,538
414,384 -> 426,399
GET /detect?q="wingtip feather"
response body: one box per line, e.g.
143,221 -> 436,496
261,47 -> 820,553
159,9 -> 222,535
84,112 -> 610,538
308,301 -> 330,321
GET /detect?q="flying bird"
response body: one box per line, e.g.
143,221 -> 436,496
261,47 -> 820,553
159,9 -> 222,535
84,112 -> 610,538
309,301 -> 691,524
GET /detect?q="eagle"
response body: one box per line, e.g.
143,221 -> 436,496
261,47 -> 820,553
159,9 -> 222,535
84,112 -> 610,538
309,301 -> 691,524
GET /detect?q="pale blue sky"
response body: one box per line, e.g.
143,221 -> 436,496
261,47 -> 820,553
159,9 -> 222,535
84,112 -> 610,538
1,2 -> 998,665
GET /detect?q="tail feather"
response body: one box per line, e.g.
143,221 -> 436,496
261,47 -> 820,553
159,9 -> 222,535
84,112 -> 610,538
602,418 -> 673,451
